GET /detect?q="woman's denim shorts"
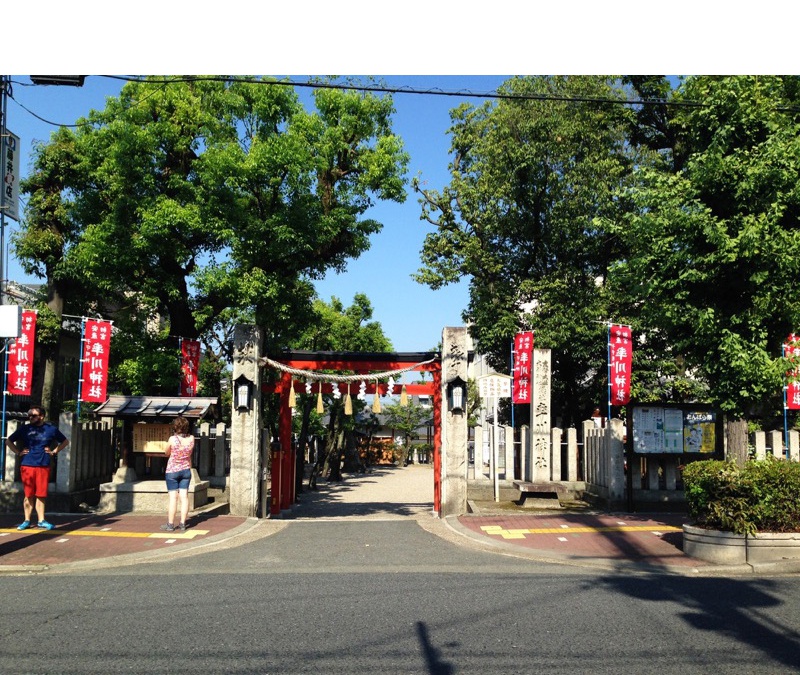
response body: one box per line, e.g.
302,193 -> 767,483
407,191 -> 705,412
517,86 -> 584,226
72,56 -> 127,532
165,469 -> 192,491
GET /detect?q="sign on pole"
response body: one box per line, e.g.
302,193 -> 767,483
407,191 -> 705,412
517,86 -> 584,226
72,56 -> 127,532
477,374 -> 511,399
1,129 -> 20,222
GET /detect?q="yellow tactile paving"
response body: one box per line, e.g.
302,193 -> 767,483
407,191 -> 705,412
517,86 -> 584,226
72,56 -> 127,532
479,524 -> 682,540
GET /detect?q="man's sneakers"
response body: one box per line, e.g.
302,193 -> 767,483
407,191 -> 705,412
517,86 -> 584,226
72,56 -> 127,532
160,523 -> 175,532
17,520 -> 54,530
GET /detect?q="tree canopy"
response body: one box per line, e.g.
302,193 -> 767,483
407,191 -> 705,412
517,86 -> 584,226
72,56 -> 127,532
417,75 -> 800,423
18,76 -> 409,406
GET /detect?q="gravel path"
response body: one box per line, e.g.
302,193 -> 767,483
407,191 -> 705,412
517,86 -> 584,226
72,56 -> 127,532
286,463 -> 435,520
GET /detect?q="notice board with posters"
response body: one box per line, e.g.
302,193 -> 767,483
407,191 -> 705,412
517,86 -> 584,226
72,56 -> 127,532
132,423 -> 171,454
629,403 -> 722,456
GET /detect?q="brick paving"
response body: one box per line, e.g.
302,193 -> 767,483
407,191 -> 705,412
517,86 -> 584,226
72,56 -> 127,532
456,512 -> 710,568
0,511 -> 248,568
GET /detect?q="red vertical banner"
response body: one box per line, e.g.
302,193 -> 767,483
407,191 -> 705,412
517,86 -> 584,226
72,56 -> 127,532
784,334 -> 800,410
80,319 -> 112,403
512,331 -> 534,404
180,339 -> 201,396
6,310 -> 37,396
609,324 -> 633,405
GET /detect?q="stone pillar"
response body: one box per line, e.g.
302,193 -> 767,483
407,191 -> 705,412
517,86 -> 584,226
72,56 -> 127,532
551,427 -> 562,482
566,427 -> 578,481
212,422 -> 227,488
769,430 -> 784,458
441,326 -> 469,517
504,425 -> 514,481
530,349 -> 552,483
789,430 -> 799,462
55,412 -> 78,494
3,419 -> 20,483
229,324 -> 263,517
196,422 -> 212,478
608,417 -> 626,505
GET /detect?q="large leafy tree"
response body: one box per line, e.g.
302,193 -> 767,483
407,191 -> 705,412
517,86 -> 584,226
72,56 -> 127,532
608,75 -> 800,421
414,76 -> 639,425
18,76 -> 409,405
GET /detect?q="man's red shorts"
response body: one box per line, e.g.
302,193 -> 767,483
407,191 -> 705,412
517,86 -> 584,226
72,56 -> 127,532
20,465 -> 51,499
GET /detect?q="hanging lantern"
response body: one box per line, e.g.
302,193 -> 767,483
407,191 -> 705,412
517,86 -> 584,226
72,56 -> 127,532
316,384 -> 324,414
372,381 -> 381,413
288,379 -> 297,408
344,384 -> 353,415
400,384 -> 408,406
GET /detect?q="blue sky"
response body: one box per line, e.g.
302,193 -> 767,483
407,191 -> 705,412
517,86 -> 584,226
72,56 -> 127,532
3,74 -> 507,352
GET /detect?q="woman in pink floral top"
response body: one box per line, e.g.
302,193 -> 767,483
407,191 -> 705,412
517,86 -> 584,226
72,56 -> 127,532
161,416 -> 195,532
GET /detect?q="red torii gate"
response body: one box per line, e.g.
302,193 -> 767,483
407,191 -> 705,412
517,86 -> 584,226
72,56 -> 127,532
262,351 -> 442,517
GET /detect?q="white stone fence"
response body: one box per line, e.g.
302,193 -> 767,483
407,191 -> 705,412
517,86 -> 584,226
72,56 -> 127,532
751,429 -> 800,461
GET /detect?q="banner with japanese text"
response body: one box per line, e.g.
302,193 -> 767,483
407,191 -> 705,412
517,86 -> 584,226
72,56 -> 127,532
609,324 -> 633,405
180,339 -> 201,396
6,310 -> 37,395
512,331 -> 534,404
784,334 -> 800,410
80,319 -> 112,403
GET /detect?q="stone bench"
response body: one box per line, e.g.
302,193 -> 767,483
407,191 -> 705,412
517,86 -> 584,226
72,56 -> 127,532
513,480 -> 566,507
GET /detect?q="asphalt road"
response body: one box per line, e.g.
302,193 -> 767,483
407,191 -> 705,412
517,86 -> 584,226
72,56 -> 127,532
2,517 -> 800,674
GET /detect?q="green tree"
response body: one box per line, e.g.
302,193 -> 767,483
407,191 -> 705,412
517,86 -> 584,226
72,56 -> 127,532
607,76 -> 800,421
19,76 -> 409,402
382,400 -> 431,464
415,76 -> 639,425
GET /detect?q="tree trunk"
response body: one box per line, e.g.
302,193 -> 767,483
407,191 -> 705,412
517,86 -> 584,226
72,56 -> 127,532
40,283 -> 65,417
726,418 -> 749,466
341,429 -> 361,472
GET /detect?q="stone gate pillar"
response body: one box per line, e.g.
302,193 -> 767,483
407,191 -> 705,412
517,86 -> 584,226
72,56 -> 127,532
229,324 -> 263,517
441,327 -> 469,516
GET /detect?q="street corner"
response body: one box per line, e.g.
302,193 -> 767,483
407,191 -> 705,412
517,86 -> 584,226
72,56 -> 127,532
448,511 -> 717,571
0,512 -> 251,569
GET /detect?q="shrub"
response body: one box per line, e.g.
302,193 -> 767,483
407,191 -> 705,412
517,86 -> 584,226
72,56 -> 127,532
682,458 -> 800,535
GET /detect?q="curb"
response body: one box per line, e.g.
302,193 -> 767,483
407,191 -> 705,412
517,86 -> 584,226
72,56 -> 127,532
0,516 -> 282,576
441,515 -> 800,577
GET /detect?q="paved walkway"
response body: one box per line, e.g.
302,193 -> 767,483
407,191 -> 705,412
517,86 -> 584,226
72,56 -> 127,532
2,464 -> 798,575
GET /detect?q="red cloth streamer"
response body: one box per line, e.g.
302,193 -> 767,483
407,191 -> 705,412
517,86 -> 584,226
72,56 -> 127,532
609,324 -> 632,405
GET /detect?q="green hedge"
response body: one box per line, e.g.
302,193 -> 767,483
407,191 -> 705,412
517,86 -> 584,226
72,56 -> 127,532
682,458 -> 800,535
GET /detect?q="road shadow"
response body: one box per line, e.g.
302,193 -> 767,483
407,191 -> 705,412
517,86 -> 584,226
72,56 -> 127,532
595,573 -> 800,670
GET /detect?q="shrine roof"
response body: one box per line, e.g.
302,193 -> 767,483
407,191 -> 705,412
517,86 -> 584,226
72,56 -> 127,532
92,395 -> 218,420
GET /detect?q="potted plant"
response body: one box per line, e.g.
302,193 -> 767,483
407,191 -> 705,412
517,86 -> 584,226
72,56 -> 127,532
681,457 -> 800,565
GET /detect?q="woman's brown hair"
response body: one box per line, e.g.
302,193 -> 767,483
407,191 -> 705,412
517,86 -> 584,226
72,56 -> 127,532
172,416 -> 190,436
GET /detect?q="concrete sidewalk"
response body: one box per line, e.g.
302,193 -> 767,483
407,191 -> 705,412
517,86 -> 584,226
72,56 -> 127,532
3,464 -> 798,576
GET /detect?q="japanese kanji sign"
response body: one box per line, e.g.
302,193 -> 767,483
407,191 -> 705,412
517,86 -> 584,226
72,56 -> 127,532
512,331 -> 534,404
180,339 -> 201,397
609,324 -> 633,405
80,319 -> 112,403
477,374 -> 511,400
6,310 -> 36,395
784,334 -> 800,410
1,129 -> 20,222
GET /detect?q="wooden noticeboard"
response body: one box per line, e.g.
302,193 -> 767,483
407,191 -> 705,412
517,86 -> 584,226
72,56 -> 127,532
132,423 -> 171,454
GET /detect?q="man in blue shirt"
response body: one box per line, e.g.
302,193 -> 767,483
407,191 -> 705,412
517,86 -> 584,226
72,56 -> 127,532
6,406 -> 69,530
